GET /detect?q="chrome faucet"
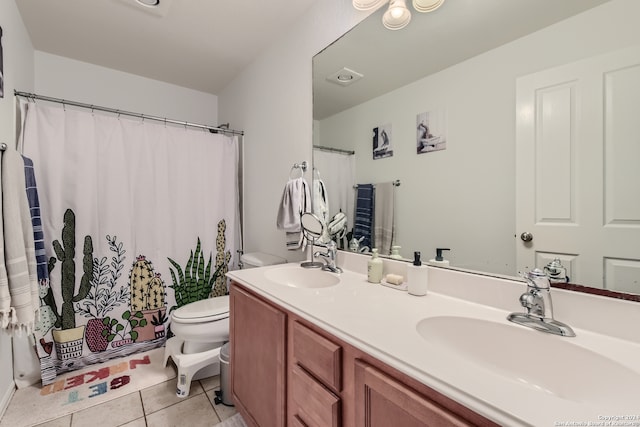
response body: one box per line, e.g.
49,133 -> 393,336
507,268 -> 575,337
314,240 -> 343,274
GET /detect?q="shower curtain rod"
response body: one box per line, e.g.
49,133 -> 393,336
14,90 -> 244,136
313,145 -> 355,155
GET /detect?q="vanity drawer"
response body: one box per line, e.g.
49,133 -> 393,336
292,320 -> 342,392
291,364 -> 340,427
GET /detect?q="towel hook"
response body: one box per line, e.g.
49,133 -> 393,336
289,160 -> 308,179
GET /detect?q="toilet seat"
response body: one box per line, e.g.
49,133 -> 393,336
172,295 -> 229,324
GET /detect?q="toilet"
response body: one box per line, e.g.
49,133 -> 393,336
163,252 -> 286,397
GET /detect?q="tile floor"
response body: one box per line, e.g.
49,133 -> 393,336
6,375 -> 237,427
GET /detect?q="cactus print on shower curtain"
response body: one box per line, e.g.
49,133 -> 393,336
129,256 -> 166,311
211,220 -> 232,297
167,219 -> 232,309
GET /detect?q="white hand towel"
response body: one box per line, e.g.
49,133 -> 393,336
312,178 -> 329,223
277,177 -> 311,250
0,149 -> 40,334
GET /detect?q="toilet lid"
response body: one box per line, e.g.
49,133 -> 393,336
172,295 -> 229,323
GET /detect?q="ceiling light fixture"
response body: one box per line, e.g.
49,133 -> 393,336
412,0 -> 444,13
382,0 -> 411,30
135,0 -> 160,7
353,0 -> 445,30
352,0 -> 388,11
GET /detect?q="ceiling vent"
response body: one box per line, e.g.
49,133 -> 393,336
112,0 -> 173,17
326,67 -> 364,87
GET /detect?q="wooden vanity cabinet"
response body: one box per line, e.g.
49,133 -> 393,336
230,284 -> 287,427
230,282 -> 499,427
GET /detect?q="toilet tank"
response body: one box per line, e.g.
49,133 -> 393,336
240,252 -> 286,269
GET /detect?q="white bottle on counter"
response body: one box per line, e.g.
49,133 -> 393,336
367,248 -> 384,283
407,251 -> 428,296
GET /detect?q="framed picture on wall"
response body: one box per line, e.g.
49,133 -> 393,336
416,110 -> 447,154
373,123 -> 393,159
0,26 -> 4,99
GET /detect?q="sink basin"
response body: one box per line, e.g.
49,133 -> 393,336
264,266 -> 340,289
416,316 -> 639,406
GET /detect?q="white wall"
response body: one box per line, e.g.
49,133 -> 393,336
315,0 -> 640,274
0,0 -> 34,416
35,52 -> 218,125
218,0 -> 371,262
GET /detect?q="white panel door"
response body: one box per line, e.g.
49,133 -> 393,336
516,46 -> 640,293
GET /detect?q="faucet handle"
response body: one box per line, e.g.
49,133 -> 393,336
521,268 -> 550,290
519,292 -> 536,312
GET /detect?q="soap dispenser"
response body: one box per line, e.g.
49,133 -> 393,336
429,248 -> 450,266
407,251 -> 428,296
367,248 -> 383,283
389,245 -> 403,259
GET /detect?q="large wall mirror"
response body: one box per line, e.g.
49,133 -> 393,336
312,0 -> 640,295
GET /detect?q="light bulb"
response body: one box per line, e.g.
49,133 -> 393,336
382,0 -> 411,30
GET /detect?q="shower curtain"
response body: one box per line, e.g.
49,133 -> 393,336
18,101 -> 240,386
312,149 -> 355,235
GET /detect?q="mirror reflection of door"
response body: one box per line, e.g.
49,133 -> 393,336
516,46 -> 640,294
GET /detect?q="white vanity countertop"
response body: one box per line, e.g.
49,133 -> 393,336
227,262 -> 640,427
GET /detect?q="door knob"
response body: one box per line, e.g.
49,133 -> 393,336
520,232 -> 533,242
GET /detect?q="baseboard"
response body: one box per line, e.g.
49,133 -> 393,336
0,382 -> 16,420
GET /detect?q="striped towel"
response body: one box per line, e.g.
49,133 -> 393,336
353,184 -> 374,250
23,156 -> 49,283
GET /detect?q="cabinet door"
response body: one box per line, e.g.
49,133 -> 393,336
354,360 -> 472,427
231,285 -> 287,427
